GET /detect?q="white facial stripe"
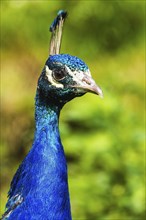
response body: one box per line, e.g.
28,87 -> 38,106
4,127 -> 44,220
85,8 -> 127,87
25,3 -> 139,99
65,66 -> 93,87
45,65 -> 64,88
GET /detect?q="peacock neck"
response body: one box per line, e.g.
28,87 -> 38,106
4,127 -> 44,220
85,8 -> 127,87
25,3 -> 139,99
33,91 -> 67,175
26,91 -> 72,219
35,91 -> 61,129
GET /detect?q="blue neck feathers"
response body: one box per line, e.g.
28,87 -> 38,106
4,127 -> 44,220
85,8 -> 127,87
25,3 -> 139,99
7,91 -> 72,220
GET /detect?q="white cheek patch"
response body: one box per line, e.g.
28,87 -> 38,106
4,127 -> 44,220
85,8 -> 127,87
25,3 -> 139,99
45,65 -> 64,88
65,66 -> 92,87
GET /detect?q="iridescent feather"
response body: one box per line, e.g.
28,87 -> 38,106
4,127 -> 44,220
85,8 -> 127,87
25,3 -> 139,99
49,10 -> 67,55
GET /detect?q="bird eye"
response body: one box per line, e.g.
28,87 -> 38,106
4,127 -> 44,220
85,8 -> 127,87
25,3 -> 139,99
52,67 -> 67,81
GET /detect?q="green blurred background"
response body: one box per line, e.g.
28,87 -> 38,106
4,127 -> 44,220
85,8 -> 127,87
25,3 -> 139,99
0,1 -> 145,219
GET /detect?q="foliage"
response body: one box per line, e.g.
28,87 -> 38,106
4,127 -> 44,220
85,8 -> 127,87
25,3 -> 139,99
0,1 -> 145,219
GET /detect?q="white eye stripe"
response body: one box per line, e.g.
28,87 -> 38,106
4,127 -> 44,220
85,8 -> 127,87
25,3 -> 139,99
45,65 -> 64,88
65,66 -> 91,86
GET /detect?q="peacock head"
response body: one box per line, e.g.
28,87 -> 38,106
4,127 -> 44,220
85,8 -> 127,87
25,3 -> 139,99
37,54 -> 103,106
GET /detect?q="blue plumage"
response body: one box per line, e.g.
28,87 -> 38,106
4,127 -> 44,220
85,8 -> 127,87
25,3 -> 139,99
2,11 -> 103,220
50,10 -> 67,32
47,54 -> 88,71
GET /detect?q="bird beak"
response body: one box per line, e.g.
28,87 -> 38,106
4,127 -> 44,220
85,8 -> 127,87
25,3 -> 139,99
72,71 -> 103,98
81,74 -> 103,97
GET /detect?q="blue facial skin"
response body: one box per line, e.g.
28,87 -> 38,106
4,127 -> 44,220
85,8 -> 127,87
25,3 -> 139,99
4,54 -> 89,220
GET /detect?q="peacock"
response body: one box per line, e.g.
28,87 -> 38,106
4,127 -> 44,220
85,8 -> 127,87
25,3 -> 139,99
2,10 -> 103,220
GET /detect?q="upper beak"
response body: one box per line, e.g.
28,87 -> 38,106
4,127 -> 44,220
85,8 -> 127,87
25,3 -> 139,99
73,73 -> 103,98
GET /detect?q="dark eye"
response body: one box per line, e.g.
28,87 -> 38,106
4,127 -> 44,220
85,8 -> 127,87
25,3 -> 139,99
52,67 -> 67,81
